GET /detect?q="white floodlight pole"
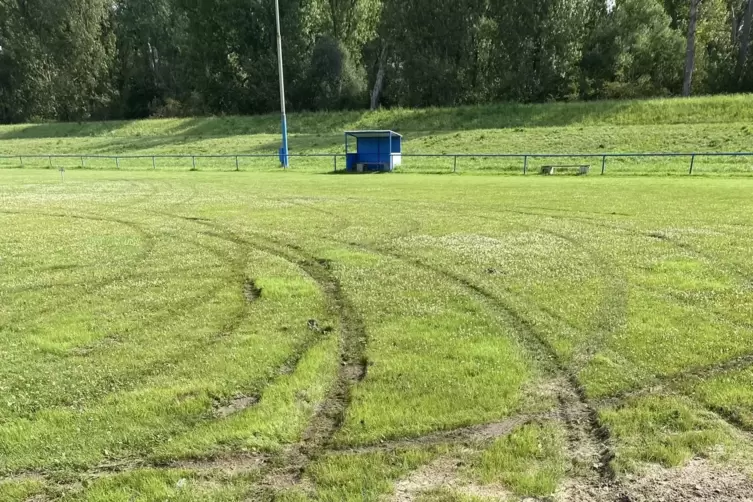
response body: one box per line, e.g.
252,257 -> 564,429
274,0 -> 289,168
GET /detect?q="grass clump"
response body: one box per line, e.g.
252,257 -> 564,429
601,395 -> 734,473
306,449 -> 439,502
0,479 -> 46,502
471,422 -> 566,497
690,367 -> 753,430
64,469 -> 257,502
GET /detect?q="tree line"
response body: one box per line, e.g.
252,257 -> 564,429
0,0 -> 752,123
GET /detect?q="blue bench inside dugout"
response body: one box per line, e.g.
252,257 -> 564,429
345,130 -> 402,173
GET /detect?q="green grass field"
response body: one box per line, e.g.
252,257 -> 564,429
1,95 -> 753,175
2,168 -> 753,501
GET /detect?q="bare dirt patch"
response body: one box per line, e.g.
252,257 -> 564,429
243,278 -> 262,302
341,414 -> 549,455
168,453 -> 268,475
556,458 -> 753,502
213,395 -> 259,419
619,458 -> 753,502
390,455 -> 511,502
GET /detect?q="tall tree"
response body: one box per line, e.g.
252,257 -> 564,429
0,0 -> 114,122
324,0 -> 380,49
378,0 -> 487,107
489,0 -> 592,102
684,0 -> 702,95
739,0 -> 753,74
113,0 -> 187,118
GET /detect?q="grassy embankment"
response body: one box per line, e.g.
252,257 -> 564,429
1,95 -> 752,174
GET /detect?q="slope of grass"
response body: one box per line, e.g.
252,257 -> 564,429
2,95 -> 753,139
1,95 -> 753,174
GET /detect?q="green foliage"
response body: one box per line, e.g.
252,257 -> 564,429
0,0 -> 114,122
488,0 -> 593,101
1,0 -> 753,121
584,0 -> 685,98
306,36 -> 367,110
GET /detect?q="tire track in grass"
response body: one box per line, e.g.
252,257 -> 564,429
595,352 -> 753,439
0,216 -> 334,488
198,227 -> 368,454
318,236 -> 616,491
337,412 -> 555,455
504,208 -> 753,438
0,209 -> 274,470
287,198 -> 622,488
148,214 -> 368,490
0,209 -> 248,351
176,222 -> 573,495
293,198 -> 630,378
0,209 -> 156,263
467,210 -> 630,376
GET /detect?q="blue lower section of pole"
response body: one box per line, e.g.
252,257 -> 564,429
280,116 -> 289,168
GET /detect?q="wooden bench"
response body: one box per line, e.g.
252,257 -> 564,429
541,165 -> 590,176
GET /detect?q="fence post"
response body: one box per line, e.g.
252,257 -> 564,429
152,156 -> 157,170
689,154 -> 696,175
235,156 -> 239,171
334,155 -> 337,172
81,156 -> 85,168
115,157 -> 120,169
192,156 -> 196,170
49,156 -> 52,169
601,155 -> 607,175
453,156 -> 458,173
19,156 -> 23,168
523,155 -> 528,175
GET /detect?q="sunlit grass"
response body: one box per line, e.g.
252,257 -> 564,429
601,395 -> 735,473
471,422 -> 566,496
1,170 -> 752,499
1,95 -> 753,174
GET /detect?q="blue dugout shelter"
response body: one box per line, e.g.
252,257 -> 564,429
345,130 -> 402,173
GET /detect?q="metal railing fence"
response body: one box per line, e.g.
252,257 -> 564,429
1,151 -> 753,175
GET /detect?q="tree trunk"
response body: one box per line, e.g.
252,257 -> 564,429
370,45 -> 387,110
732,4 -> 739,45
683,0 -> 701,97
739,0 -> 753,74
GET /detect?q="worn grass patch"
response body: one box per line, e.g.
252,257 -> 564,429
64,469 -> 258,502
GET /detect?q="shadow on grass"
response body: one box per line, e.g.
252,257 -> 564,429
0,121 -> 130,140
0,100 -> 638,141
4,95 -> 751,143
